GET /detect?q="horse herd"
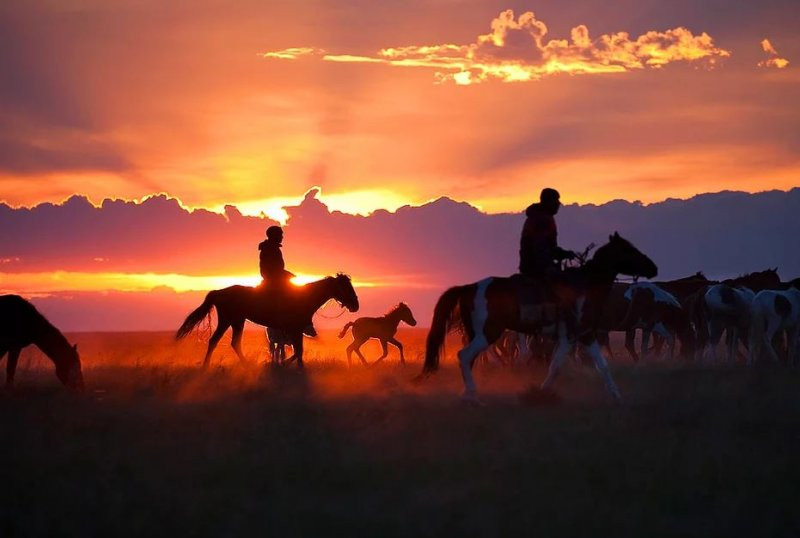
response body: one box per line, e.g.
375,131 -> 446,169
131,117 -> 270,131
1,233 -> 798,404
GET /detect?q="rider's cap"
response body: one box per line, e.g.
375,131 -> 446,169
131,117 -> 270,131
266,225 -> 283,239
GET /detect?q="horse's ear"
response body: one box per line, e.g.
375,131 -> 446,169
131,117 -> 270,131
73,344 -> 78,352
613,231 -> 620,238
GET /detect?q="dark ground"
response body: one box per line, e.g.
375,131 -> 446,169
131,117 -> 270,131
2,330 -> 800,537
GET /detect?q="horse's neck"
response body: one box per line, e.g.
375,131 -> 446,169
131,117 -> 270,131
582,258 -> 618,290
385,309 -> 403,327
33,318 -> 71,362
305,279 -> 338,311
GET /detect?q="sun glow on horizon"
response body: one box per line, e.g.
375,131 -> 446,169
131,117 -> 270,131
0,271 -> 378,295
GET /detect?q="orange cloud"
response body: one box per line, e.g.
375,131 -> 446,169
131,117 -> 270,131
758,39 -> 789,69
262,9 -> 731,85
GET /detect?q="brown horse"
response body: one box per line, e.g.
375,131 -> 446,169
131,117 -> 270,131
176,274 -> 359,368
0,295 -> 84,389
339,303 -> 417,365
418,233 -> 658,404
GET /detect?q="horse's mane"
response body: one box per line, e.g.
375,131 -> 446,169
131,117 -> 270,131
385,302 -> 408,315
737,268 -> 776,278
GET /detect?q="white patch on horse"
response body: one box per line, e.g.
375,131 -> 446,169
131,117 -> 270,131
458,277 -> 493,398
625,282 -> 680,308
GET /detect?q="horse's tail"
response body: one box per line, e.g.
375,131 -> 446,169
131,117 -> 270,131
176,292 -> 215,340
338,322 -> 354,339
419,286 -> 465,378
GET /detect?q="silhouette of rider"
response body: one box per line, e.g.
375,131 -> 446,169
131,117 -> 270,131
519,188 -> 576,277
259,226 -> 291,285
518,188 -> 576,320
258,225 -> 317,337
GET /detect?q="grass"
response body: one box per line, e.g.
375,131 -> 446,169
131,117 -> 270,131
2,329 -> 800,537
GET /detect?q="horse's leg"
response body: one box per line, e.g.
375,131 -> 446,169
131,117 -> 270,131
706,317 -> 724,363
541,322 -> 571,390
763,316 -> 782,363
5,348 -> 20,388
582,339 -> 622,402
652,323 -> 674,360
388,337 -> 405,364
374,339 -> 390,364
293,335 -> 304,369
203,322 -> 229,368
624,329 -> 640,362
598,331 -> 614,361
230,320 -> 247,363
352,338 -> 369,366
788,325 -> 800,366
285,332 -> 305,368
641,328 -> 652,362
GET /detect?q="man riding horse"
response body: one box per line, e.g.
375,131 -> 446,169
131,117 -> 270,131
518,188 -> 577,322
258,225 -> 317,337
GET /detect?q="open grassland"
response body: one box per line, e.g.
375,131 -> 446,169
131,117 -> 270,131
3,329 -> 800,537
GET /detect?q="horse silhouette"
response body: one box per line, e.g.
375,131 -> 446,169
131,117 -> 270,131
694,268 -> 781,362
0,295 -> 84,389
338,302 -> 417,366
418,233 -> 657,404
748,283 -> 800,365
176,274 -> 358,368
618,282 -> 695,361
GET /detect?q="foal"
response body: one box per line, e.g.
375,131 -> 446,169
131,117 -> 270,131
339,303 -> 417,365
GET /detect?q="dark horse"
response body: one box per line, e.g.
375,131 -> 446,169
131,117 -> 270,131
338,302 -> 417,365
418,233 -> 658,404
0,295 -> 84,389
176,274 -> 359,368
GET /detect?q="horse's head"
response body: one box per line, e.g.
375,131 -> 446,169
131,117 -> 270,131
55,343 -> 84,391
729,267 -> 781,291
397,302 -> 417,326
332,273 -> 359,312
595,232 -> 658,279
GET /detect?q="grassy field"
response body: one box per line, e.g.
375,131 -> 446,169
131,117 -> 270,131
3,328 -> 800,537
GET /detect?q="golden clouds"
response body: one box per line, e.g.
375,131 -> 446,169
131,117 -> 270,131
759,39 -> 789,69
261,9 -> 731,85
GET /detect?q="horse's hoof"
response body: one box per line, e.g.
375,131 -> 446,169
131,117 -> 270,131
460,392 -> 485,407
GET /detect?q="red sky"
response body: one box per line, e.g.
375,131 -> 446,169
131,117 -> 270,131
0,1 -> 798,329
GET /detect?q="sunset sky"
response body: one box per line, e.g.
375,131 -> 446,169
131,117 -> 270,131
1,0 -> 798,329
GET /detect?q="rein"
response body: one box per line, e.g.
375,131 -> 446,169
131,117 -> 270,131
314,300 -> 348,319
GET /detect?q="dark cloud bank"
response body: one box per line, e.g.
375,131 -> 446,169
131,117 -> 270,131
2,187 -> 798,330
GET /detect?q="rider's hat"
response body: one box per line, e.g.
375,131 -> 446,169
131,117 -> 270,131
266,225 -> 283,240
540,188 -> 560,203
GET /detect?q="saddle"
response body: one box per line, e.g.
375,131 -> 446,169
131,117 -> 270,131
512,273 -> 559,325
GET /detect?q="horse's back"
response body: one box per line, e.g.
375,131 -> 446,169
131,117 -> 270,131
0,295 -> 41,346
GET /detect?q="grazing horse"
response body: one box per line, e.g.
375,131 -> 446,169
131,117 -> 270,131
176,274 -> 359,368
748,285 -> 800,365
418,233 -> 658,404
339,302 -> 417,365
0,295 -> 84,389
698,269 -> 781,363
619,282 -> 695,361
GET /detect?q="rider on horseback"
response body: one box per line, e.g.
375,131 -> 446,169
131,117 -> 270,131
258,225 -> 317,337
518,188 -> 577,322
